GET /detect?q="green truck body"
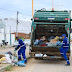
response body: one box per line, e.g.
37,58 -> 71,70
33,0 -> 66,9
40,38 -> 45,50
30,10 -> 72,59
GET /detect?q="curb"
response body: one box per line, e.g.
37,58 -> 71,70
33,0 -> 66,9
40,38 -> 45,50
0,56 -> 30,72
0,46 -> 13,50
0,64 -> 11,72
0,67 -> 6,72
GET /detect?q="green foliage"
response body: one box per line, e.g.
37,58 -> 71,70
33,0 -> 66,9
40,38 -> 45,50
15,36 -> 25,41
6,65 -> 13,71
19,36 -> 24,41
27,57 -> 31,60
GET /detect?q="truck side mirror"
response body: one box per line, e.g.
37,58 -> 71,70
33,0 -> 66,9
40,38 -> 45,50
31,18 -> 33,21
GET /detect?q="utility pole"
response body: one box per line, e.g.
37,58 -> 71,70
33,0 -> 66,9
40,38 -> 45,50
4,20 -> 6,41
52,0 -> 54,10
52,0 -> 53,9
10,26 -> 11,45
4,24 -> 6,41
16,11 -> 19,36
32,0 -> 33,17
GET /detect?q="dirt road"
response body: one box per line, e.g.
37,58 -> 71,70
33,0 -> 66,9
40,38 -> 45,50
4,55 -> 72,72
4,44 -> 72,72
0,46 -> 29,58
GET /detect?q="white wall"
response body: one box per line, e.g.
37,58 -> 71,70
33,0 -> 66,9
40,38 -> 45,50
0,33 -> 4,43
11,34 -> 15,44
6,34 -> 10,44
0,33 -> 15,45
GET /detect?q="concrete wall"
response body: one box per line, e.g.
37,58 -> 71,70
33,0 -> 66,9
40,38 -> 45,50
0,33 -> 4,43
0,33 -> 15,45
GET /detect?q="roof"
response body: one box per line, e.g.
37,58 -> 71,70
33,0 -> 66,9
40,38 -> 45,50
11,32 -> 31,39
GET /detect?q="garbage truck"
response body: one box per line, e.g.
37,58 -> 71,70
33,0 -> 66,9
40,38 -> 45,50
29,8 -> 72,59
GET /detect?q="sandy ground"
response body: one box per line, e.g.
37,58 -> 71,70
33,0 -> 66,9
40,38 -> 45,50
4,44 -> 72,72
0,46 -> 30,58
0,46 -> 30,72
4,57 -> 72,72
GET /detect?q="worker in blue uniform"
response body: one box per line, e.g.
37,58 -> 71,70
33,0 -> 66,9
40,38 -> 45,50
14,36 -> 27,63
59,34 -> 70,66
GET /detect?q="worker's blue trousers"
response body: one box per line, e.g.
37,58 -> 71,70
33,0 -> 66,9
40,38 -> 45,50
18,47 -> 26,60
59,47 -> 70,64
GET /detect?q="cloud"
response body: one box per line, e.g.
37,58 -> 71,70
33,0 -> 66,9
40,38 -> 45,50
0,0 -> 72,19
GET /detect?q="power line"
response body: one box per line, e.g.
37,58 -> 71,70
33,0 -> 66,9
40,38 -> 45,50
18,13 -> 32,21
0,8 -> 16,13
19,12 -> 32,17
0,8 -> 17,18
0,7 -> 32,16
0,8 -> 32,19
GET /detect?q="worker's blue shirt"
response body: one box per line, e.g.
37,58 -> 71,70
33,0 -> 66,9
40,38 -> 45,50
62,37 -> 69,48
18,39 -> 26,48
17,39 -> 26,49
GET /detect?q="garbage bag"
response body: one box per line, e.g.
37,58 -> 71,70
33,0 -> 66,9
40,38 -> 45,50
48,36 -> 55,41
18,63 -> 26,67
12,56 -> 18,63
11,56 -> 18,66
38,40 -> 45,45
34,39 -> 39,45
4,54 -> 12,63
18,60 -> 25,64
5,51 -> 12,55
40,36 -> 46,40
54,36 -> 60,41
48,42 -> 57,47
18,60 -> 26,67
43,54 -> 47,57
56,41 -> 62,46
35,54 -> 43,57
0,57 -> 7,64
0,56 -> 11,64
50,39 -> 57,44
40,44 -> 46,47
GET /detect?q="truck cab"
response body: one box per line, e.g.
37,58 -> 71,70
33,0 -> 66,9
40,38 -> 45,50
30,9 -> 71,59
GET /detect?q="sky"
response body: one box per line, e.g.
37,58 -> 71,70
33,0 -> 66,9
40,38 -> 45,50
0,0 -> 72,19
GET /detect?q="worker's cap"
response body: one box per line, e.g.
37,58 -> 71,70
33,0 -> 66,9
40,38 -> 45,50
62,34 -> 66,37
16,36 -> 19,39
